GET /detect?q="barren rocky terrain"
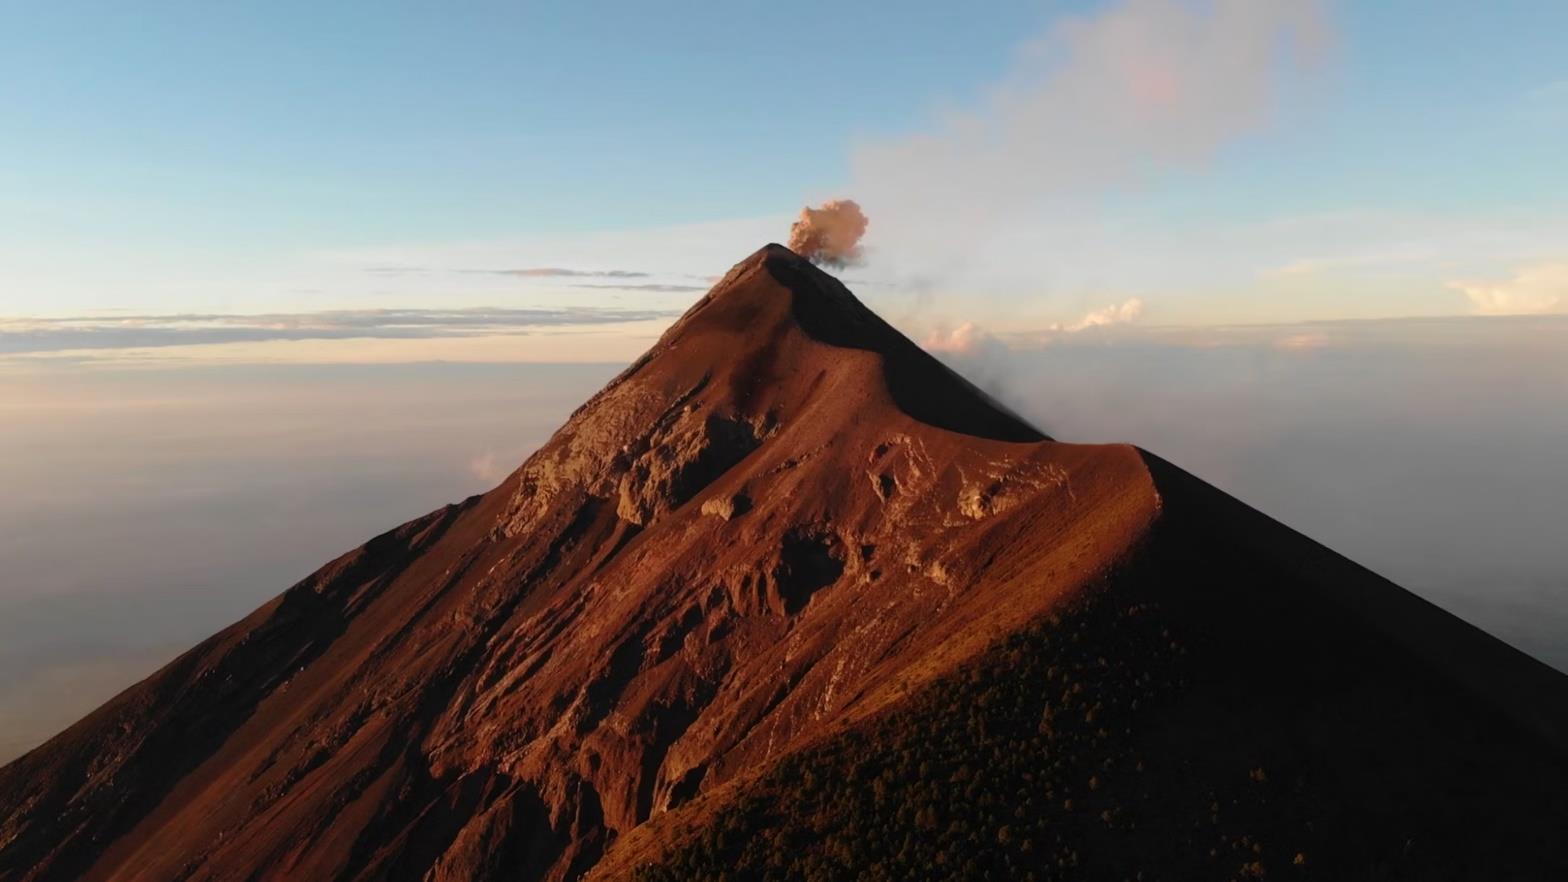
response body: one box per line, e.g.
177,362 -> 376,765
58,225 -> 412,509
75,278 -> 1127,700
3,245 -> 1565,881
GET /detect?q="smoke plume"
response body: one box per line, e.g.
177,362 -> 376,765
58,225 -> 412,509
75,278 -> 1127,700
787,199 -> 869,267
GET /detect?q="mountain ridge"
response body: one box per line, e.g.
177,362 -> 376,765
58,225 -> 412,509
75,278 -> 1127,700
3,245 -> 1566,882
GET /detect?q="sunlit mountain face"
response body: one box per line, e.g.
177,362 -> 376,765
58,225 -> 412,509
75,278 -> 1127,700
2,249 -> 1565,882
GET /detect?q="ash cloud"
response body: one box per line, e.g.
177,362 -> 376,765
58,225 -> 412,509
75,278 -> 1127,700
787,199 -> 869,267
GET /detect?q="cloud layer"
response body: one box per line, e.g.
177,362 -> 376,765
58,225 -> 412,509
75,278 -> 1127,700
0,307 -> 682,356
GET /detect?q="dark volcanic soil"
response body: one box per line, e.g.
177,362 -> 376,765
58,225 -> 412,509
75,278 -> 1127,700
2,245 -> 1566,882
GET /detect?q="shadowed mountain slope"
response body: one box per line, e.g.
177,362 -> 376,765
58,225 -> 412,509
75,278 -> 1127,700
2,245 -> 1565,882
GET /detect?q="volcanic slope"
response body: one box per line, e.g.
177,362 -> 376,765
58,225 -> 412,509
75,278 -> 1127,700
3,245 -> 1567,882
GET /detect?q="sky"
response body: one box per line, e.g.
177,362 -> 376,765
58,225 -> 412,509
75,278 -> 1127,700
2,0 -> 1566,343
1,0 -> 1566,759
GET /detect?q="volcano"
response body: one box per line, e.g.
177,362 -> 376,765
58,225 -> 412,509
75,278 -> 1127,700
3,245 -> 1567,881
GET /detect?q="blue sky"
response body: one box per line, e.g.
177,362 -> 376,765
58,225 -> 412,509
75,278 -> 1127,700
0,2 -> 1051,239
2,0 -> 1566,346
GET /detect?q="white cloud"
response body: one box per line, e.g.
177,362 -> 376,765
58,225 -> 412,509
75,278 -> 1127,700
923,297 -> 1144,355
1057,297 -> 1145,332
1451,263 -> 1568,316
923,321 -> 1006,356
852,0 -> 1329,273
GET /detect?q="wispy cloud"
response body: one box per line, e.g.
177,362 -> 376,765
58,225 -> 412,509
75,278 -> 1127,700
1266,245 -> 1441,278
363,266 -> 434,276
852,0 -> 1330,272
466,267 -> 652,279
0,307 -> 681,356
365,266 -> 668,281
570,283 -> 709,293
356,263 -> 719,294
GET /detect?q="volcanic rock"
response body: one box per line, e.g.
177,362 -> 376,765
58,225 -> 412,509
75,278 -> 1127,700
2,245 -> 1566,882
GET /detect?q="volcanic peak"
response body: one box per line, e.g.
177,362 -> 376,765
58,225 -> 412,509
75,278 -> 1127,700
662,243 -> 1044,444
